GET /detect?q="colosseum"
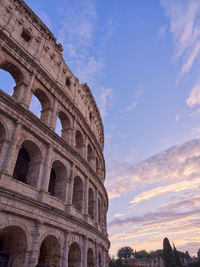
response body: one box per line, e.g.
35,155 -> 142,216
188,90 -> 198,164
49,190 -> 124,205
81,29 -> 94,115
0,0 -> 109,266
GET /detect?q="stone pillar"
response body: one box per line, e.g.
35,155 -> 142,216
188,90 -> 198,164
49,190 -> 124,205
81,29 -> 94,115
95,243 -> 99,267
1,123 -> 22,176
0,139 -> 10,171
102,248 -> 106,267
21,72 -> 35,108
49,97 -> 58,130
38,144 -> 52,193
71,118 -> 76,147
28,222 -> 41,267
82,235 -> 88,267
67,163 -> 74,205
84,176 -> 88,216
84,136 -> 88,160
61,232 -> 69,267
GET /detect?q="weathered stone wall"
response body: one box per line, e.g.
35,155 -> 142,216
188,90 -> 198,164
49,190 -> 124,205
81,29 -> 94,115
0,0 -> 109,266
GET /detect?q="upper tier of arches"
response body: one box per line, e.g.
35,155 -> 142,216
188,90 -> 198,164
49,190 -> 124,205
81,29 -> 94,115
0,0 -> 104,151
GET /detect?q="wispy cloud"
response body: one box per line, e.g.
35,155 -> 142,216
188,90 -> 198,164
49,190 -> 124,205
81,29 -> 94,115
98,87 -> 113,119
125,86 -> 144,111
161,0 -> 200,78
130,178 -> 200,205
106,138 -> 200,200
187,81 -> 200,109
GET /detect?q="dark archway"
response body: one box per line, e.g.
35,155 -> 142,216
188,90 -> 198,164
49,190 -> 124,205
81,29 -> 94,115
87,248 -> 94,267
13,140 -> 42,187
68,242 -> 81,267
0,226 -> 27,267
72,176 -> 83,211
37,235 -> 60,267
48,160 -> 67,201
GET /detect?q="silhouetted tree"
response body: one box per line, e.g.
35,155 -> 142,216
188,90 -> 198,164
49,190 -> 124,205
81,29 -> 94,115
117,246 -> 134,260
163,237 -> 175,267
173,243 -> 183,267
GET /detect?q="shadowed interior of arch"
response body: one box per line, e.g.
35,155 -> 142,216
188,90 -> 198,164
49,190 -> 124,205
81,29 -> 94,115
68,242 -> 81,267
0,69 -> 16,95
37,235 -> 60,267
0,226 -> 27,266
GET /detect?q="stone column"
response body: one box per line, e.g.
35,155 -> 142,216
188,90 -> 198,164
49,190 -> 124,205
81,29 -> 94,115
28,221 -> 41,267
49,97 -> 58,130
84,136 -> 88,160
1,123 -> 22,176
61,231 -> 69,267
71,118 -> 76,147
67,162 -> 74,205
82,235 -> 88,267
38,144 -> 52,193
21,72 -> 35,108
95,242 -> 99,267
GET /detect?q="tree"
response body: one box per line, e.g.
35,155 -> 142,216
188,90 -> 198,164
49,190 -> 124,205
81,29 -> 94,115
163,237 -> 176,267
173,244 -> 183,267
117,246 -> 134,260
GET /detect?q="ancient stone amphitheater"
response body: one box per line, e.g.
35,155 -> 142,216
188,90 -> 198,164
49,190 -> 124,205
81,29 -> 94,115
0,0 -> 109,266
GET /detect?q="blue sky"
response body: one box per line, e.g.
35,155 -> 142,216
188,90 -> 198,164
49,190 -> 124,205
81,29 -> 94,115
1,0 -> 200,257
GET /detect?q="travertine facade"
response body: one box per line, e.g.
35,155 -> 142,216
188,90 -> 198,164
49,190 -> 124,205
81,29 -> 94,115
0,0 -> 109,266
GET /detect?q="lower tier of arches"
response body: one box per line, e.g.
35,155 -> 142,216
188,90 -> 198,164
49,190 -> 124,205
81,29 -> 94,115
0,214 -> 109,267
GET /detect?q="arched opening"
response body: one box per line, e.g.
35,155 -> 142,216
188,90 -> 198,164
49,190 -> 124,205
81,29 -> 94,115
30,89 -> 50,124
0,69 -> 16,96
87,144 -> 93,166
0,62 -> 23,100
0,226 -> 27,267
96,157 -> 101,176
48,160 -> 67,201
68,242 -> 81,267
75,130 -> 84,155
87,248 -> 94,267
13,140 -> 42,187
37,235 -> 60,267
88,188 -> 95,219
0,121 -> 6,153
72,176 -> 83,212
56,111 -> 71,143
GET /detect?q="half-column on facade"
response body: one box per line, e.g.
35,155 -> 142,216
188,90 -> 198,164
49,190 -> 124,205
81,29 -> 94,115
0,0 -> 109,266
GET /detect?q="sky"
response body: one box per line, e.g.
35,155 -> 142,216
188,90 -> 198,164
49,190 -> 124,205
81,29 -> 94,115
1,0 -> 200,257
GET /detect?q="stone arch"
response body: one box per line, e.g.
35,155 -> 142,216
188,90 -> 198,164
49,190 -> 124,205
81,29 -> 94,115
48,160 -> 67,201
0,60 -> 24,99
68,242 -> 81,267
30,88 -> 51,124
57,111 -> 71,143
0,225 -> 27,267
87,144 -> 93,166
88,188 -> 95,219
13,140 -> 42,187
36,235 -> 61,267
72,176 -> 83,211
87,248 -> 94,267
98,197 -> 102,223
75,130 -> 84,155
